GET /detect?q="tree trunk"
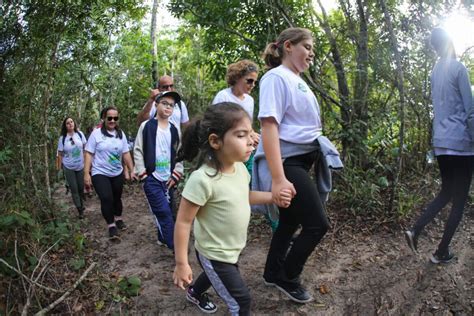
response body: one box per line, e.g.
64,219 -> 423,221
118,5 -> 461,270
379,0 -> 406,214
150,0 -> 160,87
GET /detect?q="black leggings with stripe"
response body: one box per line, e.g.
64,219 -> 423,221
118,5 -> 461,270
192,250 -> 251,316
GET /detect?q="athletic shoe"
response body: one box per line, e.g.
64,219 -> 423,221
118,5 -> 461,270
186,287 -> 217,314
404,229 -> 418,252
263,276 -> 276,287
115,220 -> 127,230
77,207 -> 85,219
274,280 -> 313,303
430,250 -> 454,264
108,226 -> 120,240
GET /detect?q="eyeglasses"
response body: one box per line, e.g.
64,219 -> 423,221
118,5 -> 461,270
245,78 -> 257,85
160,84 -> 174,90
107,116 -> 119,122
159,101 -> 175,108
69,137 -> 75,145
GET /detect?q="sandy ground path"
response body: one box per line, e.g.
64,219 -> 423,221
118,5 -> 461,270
57,182 -> 473,315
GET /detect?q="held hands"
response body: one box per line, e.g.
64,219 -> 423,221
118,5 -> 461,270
251,131 -> 260,147
272,177 -> 296,208
173,264 -> 193,290
277,189 -> 293,208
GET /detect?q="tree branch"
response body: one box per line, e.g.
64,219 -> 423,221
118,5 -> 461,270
34,262 -> 97,316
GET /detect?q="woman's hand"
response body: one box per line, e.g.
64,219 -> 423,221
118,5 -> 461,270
84,173 -> 92,190
271,177 -> 296,207
278,189 -> 293,208
173,263 -> 193,290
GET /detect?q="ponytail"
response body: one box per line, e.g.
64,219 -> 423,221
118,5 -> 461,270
177,118 -> 202,163
262,27 -> 313,69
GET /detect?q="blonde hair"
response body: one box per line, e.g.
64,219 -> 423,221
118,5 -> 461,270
263,27 -> 313,69
225,60 -> 259,86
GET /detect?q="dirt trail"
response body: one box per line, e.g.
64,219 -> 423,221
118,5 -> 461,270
58,183 -> 473,315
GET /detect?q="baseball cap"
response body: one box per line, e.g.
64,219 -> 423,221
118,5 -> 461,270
155,91 -> 181,104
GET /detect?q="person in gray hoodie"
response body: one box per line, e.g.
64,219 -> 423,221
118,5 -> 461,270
405,27 -> 474,264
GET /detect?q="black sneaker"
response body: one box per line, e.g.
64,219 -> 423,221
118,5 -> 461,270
108,226 -> 120,240
186,287 -> 217,314
404,230 -> 418,252
263,276 -> 276,287
430,250 -> 454,264
274,280 -> 313,303
77,207 -> 85,219
116,220 -> 127,230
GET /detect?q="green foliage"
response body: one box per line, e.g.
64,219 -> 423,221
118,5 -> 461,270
117,276 -> 142,297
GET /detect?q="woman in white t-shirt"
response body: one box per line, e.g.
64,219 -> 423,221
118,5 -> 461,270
57,117 -> 87,218
212,60 -> 260,174
84,106 -> 136,239
257,28 -> 330,304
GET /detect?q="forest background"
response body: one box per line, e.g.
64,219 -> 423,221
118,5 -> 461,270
0,0 -> 473,314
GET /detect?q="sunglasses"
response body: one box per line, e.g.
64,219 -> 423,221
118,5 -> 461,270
159,101 -> 175,108
160,84 -> 174,90
69,137 -> 75,145
107,116 -> 119,122
245,78 -> 257,85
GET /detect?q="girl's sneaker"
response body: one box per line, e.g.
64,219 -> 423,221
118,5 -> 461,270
430,250 -> 454,264
186,286 -> 217,314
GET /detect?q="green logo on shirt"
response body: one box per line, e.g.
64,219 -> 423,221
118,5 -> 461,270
298,82 -> 308,92
108,152 -> 121,165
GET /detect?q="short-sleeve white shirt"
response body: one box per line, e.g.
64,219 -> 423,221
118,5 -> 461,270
152,124 -> 172,181
57,132 -> 86,171
212,88 -> 254,120
258,65 -> 322,144
85,128 -> 129,177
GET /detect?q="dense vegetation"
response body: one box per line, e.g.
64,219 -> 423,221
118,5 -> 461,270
1,0 -> 472,314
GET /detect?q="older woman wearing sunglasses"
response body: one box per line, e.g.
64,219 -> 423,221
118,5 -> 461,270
212,60 -> 261,172
84,106 -> 137,239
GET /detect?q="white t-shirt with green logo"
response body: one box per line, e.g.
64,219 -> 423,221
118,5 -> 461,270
85,128 -> 129,177
152,124 -> 171,181
258,64 -> 322,144
182,163 -> 251,264
57,132 -> 86,171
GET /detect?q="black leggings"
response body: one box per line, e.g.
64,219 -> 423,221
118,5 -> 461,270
413,155 -> 473,254
193,251 -> 251,316
264,151 -> 330,284
92,173 -> 124,225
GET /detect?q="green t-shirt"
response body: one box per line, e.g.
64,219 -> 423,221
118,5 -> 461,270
182,162 -> 251,264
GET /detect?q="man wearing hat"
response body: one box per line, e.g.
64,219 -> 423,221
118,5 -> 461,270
137,75 -> 190,136
134,90 -> 184,250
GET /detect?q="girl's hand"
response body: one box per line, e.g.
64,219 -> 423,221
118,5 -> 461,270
278,189 -> 293,208
84,174 -> 92,190
251,131 -> 260,147
130,173 -> 138,181
124,172 -> 130,181
173,264 -> 193,290
272,177 -> 296,207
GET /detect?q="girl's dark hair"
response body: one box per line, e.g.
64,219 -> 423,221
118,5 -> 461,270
226,60 -> 259,86
177,103 -> 250,175
263,27 -> 313,69
100,106 -> 123,139
430,27 -> 456,59
60,117 -> 79,140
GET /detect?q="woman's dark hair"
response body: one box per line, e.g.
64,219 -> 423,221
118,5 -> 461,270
263,27 -> 313,69
100,106 -> 123,139
226,60 -> 259,86
177,103 -> 250,176
430,27 -> 456,59
60,117 -> 79,140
